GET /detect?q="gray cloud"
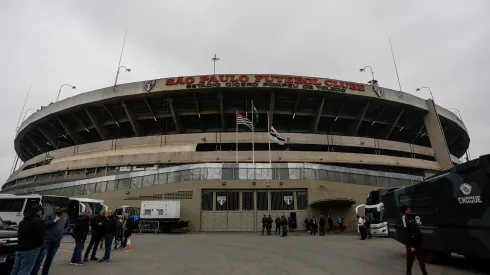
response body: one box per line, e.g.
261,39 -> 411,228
0,0 -> 488,182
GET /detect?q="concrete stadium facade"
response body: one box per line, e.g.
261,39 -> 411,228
3,74 -> 470,232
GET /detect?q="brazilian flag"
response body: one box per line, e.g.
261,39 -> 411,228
252,103 -> 259,124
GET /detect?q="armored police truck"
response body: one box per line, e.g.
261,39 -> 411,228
382,154 -> 489,265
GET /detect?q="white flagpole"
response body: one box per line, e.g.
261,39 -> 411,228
252,100 -> 255,164
267,111 -> 271,164
236,111 -> 238,164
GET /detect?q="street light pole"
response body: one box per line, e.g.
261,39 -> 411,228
113,65 -> 131,91
56,84 -> 76,102
416,87 -> 434,101
359,66 -> 375,85
212,54 -> 220,75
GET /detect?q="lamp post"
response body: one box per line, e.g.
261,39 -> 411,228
113,65 -> 131,91
415,87 -> 434,101
56,84 -> 76,102
359,66 -> 375,85
16,108 -> 38,132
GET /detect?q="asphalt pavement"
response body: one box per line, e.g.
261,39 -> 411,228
43,232 -> 486,275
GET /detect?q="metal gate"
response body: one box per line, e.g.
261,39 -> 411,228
200,189 -> 308,232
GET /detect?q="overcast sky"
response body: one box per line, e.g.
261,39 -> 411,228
0,1 -> 489,183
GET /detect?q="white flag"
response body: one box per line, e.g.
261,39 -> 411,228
270,126 -> 285,145
236,113 -> 253,129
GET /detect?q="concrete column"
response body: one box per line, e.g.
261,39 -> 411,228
424,99 -> 453,170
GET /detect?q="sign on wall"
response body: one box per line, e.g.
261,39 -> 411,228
217,196 -> 227,206
283,196 -> 293,205
163,74 -> 366,94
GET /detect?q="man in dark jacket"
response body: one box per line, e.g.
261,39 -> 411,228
310,216 -> 317,235
261,215 -> 267,236
401,206 -> 429,275
83,210 -> 105,262
274,216 -> 281,235
99,210 -> 118,263
10,204 -> 44,275
31,203 -> 70,275
327,215 -> 334,233
319,215 -> 326,236
70,210 -> 92,265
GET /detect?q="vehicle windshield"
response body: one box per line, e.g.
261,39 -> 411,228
85,202 -> 103,216
365,207 -> 382,224
41,196 -> 69,218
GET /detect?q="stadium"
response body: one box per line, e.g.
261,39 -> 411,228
2,74 -> 469,232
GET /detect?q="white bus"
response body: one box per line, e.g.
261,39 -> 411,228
355,188 -> 398,237
355,203 -> 388,236
0,194 -> 69,226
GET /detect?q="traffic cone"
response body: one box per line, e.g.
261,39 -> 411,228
124,237 -> 132,252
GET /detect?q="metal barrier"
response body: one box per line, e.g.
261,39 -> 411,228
138,220 -> 160,233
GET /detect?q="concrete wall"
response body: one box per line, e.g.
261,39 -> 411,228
424,99 -> 453,170
8,150 -> 441,183
10,132 -> 455,184
75,179 -> 377,232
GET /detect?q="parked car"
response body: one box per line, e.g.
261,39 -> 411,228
0,217 -> 18,273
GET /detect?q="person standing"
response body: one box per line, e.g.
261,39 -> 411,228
287,216 -> 293,232
31,203 -> 69,275
357,215 -> 366,240
274,216 -> 281,235
281,215 -> 287,237
261,215 -> 267,236
319,215 -> 326,236
266,215 -> 273,235
121,214 -> 138,248
401,206 -> 429,275
327,215 -> 334,233
70,210 -> 92,265
99,210 -> 117,263
304,217 -> 310,232
310,216 -> 317,235
10,204 -> 44,275
83,210 -> 105,262
337,216 -> 344,233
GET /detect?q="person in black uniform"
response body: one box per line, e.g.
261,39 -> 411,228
10,204 -> 44,275
266,215 -> 273,235
99,210 -> 118,263
327,215 -> 334,233
319,215 -> 326,236
281,215 -> 288,237
84,210 -> 105,262
310,216 -> 317,235
261,215 -> 267,236
274,216 -> 281,235
70,210 -> 92,265
401,206 -> 429,275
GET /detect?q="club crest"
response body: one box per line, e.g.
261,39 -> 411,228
144,80 -> 156,92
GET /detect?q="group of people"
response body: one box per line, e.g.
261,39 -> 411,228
260,214 -> 346,237
10,203 -> 138,275
304,215 -> 344,236
261,215 -> 293,237
356,215 -> 372,240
